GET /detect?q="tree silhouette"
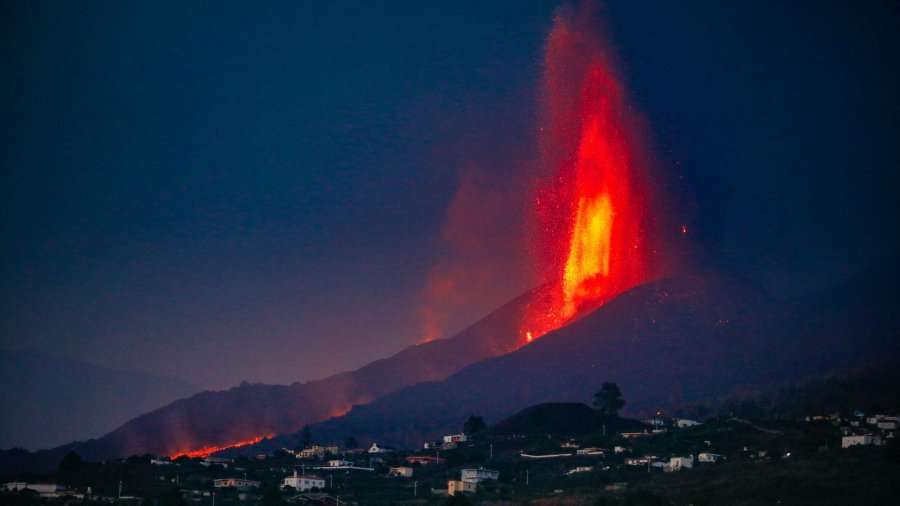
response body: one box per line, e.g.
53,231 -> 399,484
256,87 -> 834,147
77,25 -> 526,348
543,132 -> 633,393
463,415 -> 486,435
593,382 -> 625,418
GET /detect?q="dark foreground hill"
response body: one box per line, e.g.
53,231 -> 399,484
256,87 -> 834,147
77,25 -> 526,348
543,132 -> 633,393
257,267 -> 900,451
489,402 -> 646,436
0,283 -> 550,472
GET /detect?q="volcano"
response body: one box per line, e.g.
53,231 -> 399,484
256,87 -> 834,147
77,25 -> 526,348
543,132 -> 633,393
244,265 -> 900,451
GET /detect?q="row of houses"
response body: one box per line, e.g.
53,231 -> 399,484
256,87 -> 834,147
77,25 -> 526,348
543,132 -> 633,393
835,412 -> 899,449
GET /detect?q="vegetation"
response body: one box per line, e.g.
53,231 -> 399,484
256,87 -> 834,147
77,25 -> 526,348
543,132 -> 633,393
593,382 -> 626,418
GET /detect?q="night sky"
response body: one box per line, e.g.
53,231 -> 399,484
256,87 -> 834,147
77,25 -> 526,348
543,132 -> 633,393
3,1 -> 898,390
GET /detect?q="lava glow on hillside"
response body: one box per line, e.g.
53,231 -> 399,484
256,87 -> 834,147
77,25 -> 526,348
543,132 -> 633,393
169,434 -> 270,459
521,4 -> 651,341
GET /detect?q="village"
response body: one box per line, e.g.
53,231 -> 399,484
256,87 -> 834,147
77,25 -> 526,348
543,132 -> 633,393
3,403 -> 898,505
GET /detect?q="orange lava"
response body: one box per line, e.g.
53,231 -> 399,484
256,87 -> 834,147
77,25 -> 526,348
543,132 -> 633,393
169,434 -> 270,459
521,4 -> 649,342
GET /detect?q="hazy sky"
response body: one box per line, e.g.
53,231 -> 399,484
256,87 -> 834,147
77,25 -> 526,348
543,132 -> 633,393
3,1 -> 898,390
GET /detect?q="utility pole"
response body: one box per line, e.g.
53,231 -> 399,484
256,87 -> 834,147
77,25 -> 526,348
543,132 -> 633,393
413,480 -> 417,497
211,491 -> 215,506
525,470 -> 529,486
117,480 -> 122,499
489,443 -> 493,460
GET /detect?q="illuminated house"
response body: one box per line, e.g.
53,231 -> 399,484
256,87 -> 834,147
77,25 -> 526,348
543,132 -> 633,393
367,443 -> 394,454
461,467 -> 499,483
281,471 -> 325,491
842,434 -> 882,448
443,433 -> 469,444
388,466 -> 414,478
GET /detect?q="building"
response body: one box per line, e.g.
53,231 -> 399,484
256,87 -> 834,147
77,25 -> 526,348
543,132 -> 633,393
389,466 -> 414,478
443,433 -> 469,444
326,459 -> 353,467
282,471 -> 325,492
448,480 -> 477,496
566,466 -> 594,475
576,447 -> 605,456
213,479 -> 260,490
842,434 -> 882,448
2,483 -> 62,494
367,442 -> 394,454
298,445 -> 340,459
667,456 -> 694,471
697,452 -> 723,463
461,467 -> 499,483
675,419 -> 702,428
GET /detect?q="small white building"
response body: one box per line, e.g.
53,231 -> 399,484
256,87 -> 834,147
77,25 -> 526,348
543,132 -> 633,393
213,479 -> 260,490
389,466 -> 414,478
367,442 -> 394,454
576,447 -> 605,456
842,434 -> 882,448
675,419 -> 702,428
326,459 -> 353,467
698,452 -> 723,463
448,480 -> 477,496
150,458 -> 172,466
667,456 -> 694,471
281,471 -> 325,491
877,420 -> 899,430
443,433 -> 469,444
566,466 -> 594,475
461,467 -> 499,483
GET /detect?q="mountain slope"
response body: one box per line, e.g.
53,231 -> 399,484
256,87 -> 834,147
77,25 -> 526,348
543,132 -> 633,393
263,268 -> 899,450
2,283 -> 551,470
0,350 -> 197,451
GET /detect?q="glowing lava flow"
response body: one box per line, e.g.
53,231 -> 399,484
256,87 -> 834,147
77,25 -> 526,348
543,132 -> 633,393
521,4 -> 650,342
169,435 -> 270,459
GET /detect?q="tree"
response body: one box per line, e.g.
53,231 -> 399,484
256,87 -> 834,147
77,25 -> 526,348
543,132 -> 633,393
344,436 -> 359,449
463,415 -> 486,435
593,382 -> 625,418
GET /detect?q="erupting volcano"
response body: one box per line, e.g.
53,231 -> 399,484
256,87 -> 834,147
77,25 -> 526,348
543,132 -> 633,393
522,4 -> 651,341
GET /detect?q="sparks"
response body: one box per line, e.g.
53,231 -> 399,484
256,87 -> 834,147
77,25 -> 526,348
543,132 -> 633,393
521,3 -> 650,341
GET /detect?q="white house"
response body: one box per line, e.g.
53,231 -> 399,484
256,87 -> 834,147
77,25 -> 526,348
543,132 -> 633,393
675,419 -> 702,428
697,452 -> 723,463
667,456 -> 694,471
213,479 -> 260,490
368,442 -> 394,454
281,471 -> 325,491
461,467 -> 499,483
565,466 -> 594,475
576,447 -> 605,456
443,433 -> 469,444
326,459 -> 353,468
389,466 -> 414,478
877,420 -> 899,430
842,434 -> 882,448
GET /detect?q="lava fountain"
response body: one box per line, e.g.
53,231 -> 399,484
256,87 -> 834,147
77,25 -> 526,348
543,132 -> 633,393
521,3 -> 652,341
